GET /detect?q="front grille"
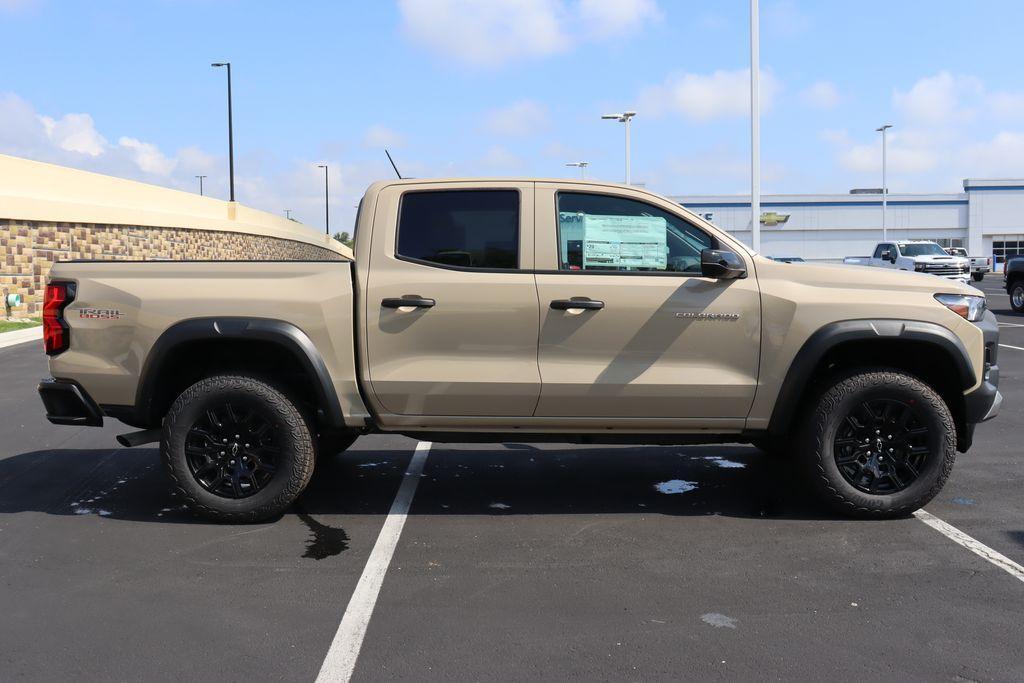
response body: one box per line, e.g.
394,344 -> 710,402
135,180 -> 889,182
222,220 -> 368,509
921,265 -> 965,276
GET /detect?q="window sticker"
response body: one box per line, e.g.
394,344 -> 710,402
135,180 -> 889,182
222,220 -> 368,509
560,212 -> 667,270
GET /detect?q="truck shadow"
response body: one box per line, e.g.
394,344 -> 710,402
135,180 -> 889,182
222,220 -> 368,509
0,441 -> 854,524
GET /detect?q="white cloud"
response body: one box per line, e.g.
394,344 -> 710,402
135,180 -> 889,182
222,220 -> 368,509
893,71 -> 981,125
800,81 -> 840,109
990,91 -> 1024,120
482,100 -> 549,137
639,68 -> 779,122
117,137 -> 177,175
963,132 -> 1024,176
577,0 -> 660,38
397,0 -> 661,67
362,124 -> 406,148
39,112 -> 107,156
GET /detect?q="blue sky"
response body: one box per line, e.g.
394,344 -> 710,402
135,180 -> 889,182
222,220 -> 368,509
2,0 -> 1023,232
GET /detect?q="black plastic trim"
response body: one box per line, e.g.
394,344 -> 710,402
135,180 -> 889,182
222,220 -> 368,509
768,319 -> 976,436
38,377 -> 103,427
135,317 -> 345,428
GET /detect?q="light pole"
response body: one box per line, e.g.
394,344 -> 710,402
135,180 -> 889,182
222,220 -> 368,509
750,0 -> 761,253
566,161 -> 589,179
284,209 -> 292,220
211,62 -> 235,202
317,164 -> 329,235
195,175 -> 207,196
601,111 -> 636,185
877,124 -> 893,241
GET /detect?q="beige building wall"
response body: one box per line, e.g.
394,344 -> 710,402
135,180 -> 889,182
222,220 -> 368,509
0,154 -> 350,316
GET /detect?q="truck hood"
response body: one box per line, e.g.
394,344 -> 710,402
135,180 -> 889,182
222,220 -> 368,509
756,258 -> 980,296
909,254 -> 967,265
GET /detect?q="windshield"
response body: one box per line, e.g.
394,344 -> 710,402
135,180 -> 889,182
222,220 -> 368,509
898,243 -> 948,257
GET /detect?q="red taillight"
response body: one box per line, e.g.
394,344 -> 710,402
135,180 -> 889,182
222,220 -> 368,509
43,282 -> 73,355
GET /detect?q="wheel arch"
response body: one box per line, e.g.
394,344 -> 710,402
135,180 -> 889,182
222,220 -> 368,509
767,320 -> 975,448
133,317 -> 345,429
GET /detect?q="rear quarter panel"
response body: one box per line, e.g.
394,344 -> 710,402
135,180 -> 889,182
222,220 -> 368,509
46,260 -> 368,422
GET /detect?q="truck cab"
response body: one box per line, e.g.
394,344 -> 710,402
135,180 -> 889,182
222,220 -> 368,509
871,241 -> 971,283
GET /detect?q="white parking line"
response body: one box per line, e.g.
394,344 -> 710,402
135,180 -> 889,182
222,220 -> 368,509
315,441 -> 431,683
914,510 -> 1024,584
998,323 -> 1024,328
999,343 -> 1024,351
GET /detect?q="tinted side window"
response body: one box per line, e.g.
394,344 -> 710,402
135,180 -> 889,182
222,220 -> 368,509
557,192 -> 715,273
397,190 -> 519,269
873,244 -> 885,258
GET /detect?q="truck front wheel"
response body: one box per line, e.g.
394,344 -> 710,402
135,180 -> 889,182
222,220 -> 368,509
162,375 -> 316,523
799,370 -> 955,519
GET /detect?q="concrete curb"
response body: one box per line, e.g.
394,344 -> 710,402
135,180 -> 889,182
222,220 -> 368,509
0,325 -> 42,350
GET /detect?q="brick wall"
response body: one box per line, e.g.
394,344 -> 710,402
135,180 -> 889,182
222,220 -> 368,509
1,219 -> 343,316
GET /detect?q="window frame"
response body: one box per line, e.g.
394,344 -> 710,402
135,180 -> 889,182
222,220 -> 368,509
394,187 -> 524,273
549,189 -> 719,277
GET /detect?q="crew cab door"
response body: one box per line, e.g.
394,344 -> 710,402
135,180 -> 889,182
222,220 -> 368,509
363,182 -> 540,418
533,184 -> 760,424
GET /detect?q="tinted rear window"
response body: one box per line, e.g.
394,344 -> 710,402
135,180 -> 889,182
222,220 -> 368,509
397,190 -> 519,269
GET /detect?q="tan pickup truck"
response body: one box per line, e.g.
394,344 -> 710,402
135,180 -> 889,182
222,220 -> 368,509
37,179 -> 1001,522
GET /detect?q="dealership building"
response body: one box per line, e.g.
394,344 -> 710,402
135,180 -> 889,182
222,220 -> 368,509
672,179 -> 1024,265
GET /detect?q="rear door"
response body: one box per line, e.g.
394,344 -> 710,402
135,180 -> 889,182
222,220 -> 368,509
533,184 -> 761,424
363,182 -> 540,418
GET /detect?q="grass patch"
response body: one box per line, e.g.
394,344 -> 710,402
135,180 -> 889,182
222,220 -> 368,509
0,317 -> 42,334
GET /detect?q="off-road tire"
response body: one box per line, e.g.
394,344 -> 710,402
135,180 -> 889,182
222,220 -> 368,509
1010,281 -> 1024,313
162,375 -> 316,523
798,370 -> 956,519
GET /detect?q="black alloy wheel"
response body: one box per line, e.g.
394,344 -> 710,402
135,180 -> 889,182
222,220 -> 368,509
185,401 -> 280,498
833,398 -> 930,495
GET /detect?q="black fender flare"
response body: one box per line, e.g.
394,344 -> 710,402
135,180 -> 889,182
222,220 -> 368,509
135,317 -> 345,428
767,319 -> 975,436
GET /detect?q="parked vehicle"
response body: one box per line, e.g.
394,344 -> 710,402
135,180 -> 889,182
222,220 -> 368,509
1004,256 -> 1024,312
945,247 -> 990,282
768,256 -> 806,263
38,179 -> 1000,522
857,241 -> 971,283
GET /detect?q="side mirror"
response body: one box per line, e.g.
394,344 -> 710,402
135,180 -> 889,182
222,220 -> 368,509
701,249 -> 747,280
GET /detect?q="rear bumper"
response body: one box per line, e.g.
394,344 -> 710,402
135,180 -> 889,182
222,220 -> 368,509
963,310 -> 1001,425
38,378 -> 103,427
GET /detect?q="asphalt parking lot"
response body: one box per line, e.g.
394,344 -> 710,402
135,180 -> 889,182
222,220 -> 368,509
2,276 -> 1023,681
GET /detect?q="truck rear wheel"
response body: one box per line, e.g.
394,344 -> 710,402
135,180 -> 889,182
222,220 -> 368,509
798,370 -> 955,519
972,272 -> 984,282
1011,282 -> 1024,313
162,375 -> 316,523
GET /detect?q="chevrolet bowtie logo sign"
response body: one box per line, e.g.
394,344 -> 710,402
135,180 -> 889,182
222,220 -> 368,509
760,211 -> 791,226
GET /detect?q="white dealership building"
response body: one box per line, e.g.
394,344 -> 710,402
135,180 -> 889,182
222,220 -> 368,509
672,179 -> 1024,265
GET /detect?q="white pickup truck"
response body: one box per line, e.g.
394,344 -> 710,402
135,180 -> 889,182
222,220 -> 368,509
945,247 -> 990,282
845,241 -> 971,284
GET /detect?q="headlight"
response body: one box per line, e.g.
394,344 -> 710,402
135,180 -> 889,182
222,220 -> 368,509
935,293 -> 986,321
914,263 -> 927,272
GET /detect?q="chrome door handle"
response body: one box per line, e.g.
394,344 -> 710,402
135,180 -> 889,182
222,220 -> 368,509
550,298 -> 604,310
382,296 -> 436,309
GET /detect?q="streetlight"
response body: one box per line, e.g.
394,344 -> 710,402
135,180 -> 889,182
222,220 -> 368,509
317,164 -> 329,235
601,111 -> 636,185
750,0 -> 761,253
211,62 -> 235,202
195,175 -> 207,196
565,161 -> 589,179
876,124 -> 893,241
284,209 -> 293,220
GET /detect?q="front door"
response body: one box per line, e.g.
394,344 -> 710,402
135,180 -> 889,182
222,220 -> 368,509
534,185 -> 761,423
364,182 -> 540,417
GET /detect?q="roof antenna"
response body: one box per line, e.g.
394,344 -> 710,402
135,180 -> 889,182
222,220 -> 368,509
385,149 -> 403,179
